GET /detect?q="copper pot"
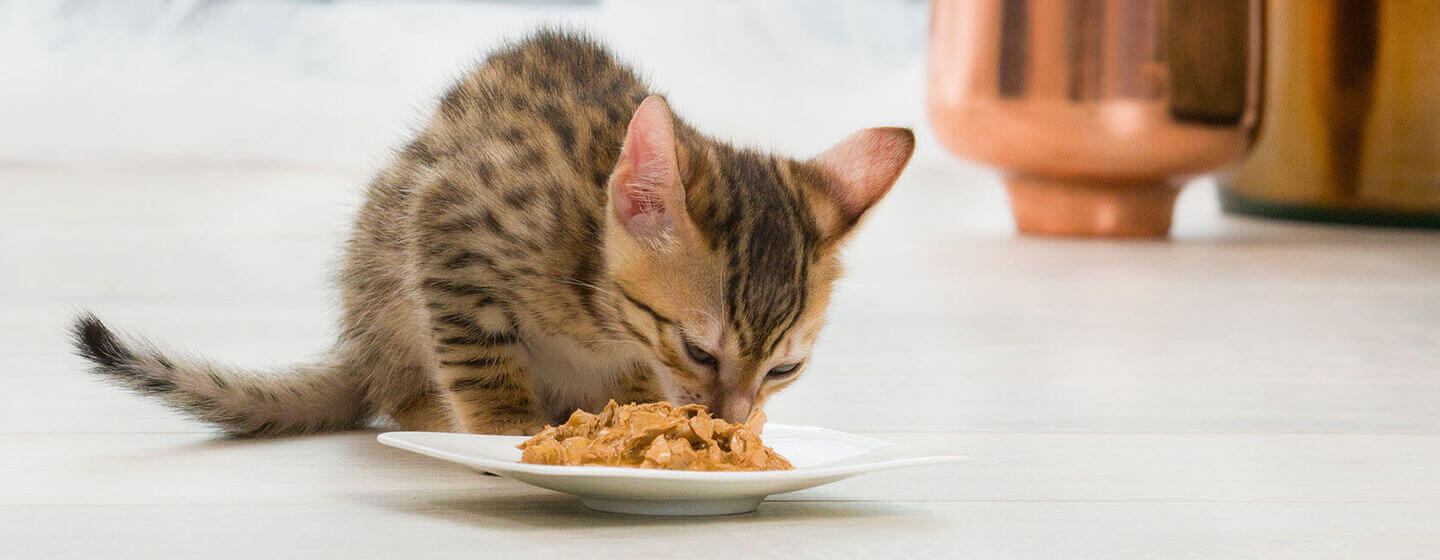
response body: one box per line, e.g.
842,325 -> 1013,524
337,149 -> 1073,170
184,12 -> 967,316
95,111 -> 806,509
1219,0 -> 1440,227
928,0 -> 1263,237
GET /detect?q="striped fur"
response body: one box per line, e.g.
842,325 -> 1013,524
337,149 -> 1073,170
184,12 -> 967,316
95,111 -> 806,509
71,30 -> 913,436
71,313 -> 367,437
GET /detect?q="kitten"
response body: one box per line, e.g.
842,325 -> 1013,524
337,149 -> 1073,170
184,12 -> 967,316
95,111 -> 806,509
71,30 -> 914,437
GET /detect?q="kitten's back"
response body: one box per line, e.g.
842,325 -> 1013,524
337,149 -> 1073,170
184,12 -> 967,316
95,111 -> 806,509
436,30 -> 651,174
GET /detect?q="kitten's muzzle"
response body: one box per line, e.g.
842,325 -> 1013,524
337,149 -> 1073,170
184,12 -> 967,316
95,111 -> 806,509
716,393 -> 754,425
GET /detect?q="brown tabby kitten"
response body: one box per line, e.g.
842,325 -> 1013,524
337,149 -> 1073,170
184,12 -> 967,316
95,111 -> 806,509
72,30 -> 914,437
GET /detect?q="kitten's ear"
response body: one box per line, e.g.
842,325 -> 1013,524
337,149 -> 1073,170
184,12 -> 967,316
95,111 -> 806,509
810,127 -> 915,235
610,95 -> 685,240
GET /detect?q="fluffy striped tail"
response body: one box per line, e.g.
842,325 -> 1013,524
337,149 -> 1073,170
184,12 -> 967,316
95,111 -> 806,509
70,312 -> 371,437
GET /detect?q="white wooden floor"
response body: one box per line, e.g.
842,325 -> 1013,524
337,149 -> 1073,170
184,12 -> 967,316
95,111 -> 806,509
4,158 -> 1439,559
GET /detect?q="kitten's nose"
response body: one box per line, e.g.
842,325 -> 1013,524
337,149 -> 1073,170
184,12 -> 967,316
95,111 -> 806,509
718,393 -> 754,424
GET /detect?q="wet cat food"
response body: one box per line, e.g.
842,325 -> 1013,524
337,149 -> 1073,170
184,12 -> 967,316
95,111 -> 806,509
517,400 -> 793,471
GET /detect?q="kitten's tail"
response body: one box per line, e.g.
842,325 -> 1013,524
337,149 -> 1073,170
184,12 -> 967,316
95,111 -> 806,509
69,312 -> 371,437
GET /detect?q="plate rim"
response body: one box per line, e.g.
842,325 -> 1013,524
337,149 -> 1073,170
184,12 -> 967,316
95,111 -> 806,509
377,423 -> 968,481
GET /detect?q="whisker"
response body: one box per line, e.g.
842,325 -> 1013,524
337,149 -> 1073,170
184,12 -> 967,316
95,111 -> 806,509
681,307 -> 720,325
559,277 -> 621,300
580,338 -> 644,351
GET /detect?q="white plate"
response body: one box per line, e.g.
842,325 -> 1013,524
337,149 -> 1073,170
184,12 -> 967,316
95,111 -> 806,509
378,424 -> 967,516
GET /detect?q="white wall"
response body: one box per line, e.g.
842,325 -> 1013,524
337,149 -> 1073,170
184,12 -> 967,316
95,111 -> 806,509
0,0 -> 933,168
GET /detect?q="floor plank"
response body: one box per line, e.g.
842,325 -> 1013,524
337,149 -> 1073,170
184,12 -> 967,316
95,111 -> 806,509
6,502 -> 1438,560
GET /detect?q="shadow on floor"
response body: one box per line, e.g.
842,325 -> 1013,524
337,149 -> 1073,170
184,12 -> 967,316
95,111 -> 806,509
364,494 -> 911,529
132,429 -> 927,527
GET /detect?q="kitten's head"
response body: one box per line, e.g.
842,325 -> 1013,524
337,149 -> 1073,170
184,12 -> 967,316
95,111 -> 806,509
604,96 -> 913,423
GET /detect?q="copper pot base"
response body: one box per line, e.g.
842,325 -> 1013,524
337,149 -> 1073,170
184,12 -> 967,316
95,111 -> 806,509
1006,177 -> 1181,238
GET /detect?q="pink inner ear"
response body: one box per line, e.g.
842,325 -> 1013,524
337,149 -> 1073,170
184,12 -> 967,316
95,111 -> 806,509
814,127 -> 916,219
612,96 -> 682,238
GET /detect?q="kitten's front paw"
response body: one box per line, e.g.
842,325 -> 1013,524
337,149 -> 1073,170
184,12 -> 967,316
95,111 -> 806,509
472,421 -> 546,436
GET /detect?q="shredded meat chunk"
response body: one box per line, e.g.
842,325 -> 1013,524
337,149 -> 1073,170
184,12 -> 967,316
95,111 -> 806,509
517,400 -> 793,471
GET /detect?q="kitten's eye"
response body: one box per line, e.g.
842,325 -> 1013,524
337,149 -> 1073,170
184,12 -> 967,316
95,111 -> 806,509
767,362 -> 802,380
683,340 -> 718,368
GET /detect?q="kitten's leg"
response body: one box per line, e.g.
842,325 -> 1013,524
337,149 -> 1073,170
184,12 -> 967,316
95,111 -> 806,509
389,390 -> 453,432
607,361 -> 668,406
426,301 -> 547,435
409,154 -> 559,435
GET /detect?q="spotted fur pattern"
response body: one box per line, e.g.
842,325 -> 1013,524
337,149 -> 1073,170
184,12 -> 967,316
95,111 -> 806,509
71,30 -> 914,436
